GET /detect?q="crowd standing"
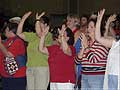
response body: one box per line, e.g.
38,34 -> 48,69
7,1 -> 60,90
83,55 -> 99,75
0,8 -> 120,90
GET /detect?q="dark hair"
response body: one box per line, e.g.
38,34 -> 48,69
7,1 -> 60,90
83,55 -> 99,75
67,13 -> 79,19
116,34 -> 120,41
2,22 -> 18,34
40,15 -> 49,25
66,28 -> 74,45
88,18 -> 106,36
80,14 -> 89,21
51,27 -> 74,45
88,18 -> 97,26
51,27 -> 60,40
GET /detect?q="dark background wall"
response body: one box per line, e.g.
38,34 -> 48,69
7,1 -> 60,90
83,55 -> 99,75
77,0 -> 120,15
0,0 -> 120,27
0,0 -> 68,17
0,0 -> 120,16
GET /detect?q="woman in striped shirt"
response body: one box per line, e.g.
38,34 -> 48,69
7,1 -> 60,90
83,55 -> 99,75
75,18 -> 109,90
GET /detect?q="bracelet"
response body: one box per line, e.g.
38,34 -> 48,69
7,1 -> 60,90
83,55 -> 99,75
36,19 -> 40,22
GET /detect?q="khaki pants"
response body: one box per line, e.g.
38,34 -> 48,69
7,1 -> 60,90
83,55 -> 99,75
26,67 -> 49,90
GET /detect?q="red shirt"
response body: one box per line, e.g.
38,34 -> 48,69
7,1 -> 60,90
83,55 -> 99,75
0,36 -> 26,78
47,45 -> 76,84
72,28 -> 78,34
114,29 -> 120,35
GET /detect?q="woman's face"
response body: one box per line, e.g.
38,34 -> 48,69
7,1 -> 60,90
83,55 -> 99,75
66,17 -> 75,29
58,31 -> 69,44
80,17 -> 87,26
87,21 -> 95,38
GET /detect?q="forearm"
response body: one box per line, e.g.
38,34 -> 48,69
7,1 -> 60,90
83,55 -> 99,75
0,43 -> 8,56
96,21 -> 113,48
61,35 -> 71,56
95,20 -> 102,41
75,48 -> 85,64
17,18 -> 25,35
39,36 -> 48,55
16,18 -> 26,40
35,21 -> 41,37
104,21 -> 110,37
39,36 -> 45,52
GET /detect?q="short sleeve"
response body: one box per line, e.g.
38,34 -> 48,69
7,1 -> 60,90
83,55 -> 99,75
24,32 -> 37,42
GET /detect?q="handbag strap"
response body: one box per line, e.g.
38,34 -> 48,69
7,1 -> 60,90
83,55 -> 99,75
7,36 -> 18,48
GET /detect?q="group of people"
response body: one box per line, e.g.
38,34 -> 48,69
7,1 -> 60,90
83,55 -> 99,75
0,9 -> 119,90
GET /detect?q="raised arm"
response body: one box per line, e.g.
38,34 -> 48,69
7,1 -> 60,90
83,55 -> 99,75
59,25 -> 72,56
77,33 -> 88,58
104,14 -> 116,38
39,23 -> 49,55
35,12 -> 45,38
95,9 -> 114,48
17,11 -> 32,40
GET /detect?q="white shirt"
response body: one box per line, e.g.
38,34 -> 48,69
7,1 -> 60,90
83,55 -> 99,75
104,40 -> 120,90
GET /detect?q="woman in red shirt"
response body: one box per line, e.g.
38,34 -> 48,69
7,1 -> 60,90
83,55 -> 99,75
0,22 -> 27,90
38,23 -> 76,90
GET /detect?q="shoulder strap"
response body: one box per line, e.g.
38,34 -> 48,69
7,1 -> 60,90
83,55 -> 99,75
7,36 -> 18,48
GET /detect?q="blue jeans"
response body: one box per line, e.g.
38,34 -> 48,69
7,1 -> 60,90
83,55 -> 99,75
81,74 -> 104,90
108,75 -> 118,90
1,76 -> 26,90
76,64 -> 82,88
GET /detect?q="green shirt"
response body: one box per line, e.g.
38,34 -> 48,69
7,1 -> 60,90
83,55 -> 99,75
24,32 -> 52,67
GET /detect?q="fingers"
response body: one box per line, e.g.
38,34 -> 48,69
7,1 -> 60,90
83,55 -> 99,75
100,9 -> 105,16
23,11 -> 32,19
97,9 -> 105,21
79,33 -> 85,41
36,13 -> 39,19
58,24 -> 66,36
101,9 -> 105,15
40,22 -> 49,32
79,33 -> 88,48
43,25 -> 49,36
36,12 -> 45,20
27,11 -> 32,16
110,14 -> 117,22
39,12 -> 45,18
58,28 -> 61,34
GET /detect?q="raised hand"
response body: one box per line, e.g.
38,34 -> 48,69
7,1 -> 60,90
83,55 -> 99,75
97,9 -> 105,22
58,24 -> 66,37
79,33 -> 88,49
22,11 -> 32,20
105,14 -> 116,30
40,23 -> 49,37
36,12 -> 45,20
108,14 -> 116,23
